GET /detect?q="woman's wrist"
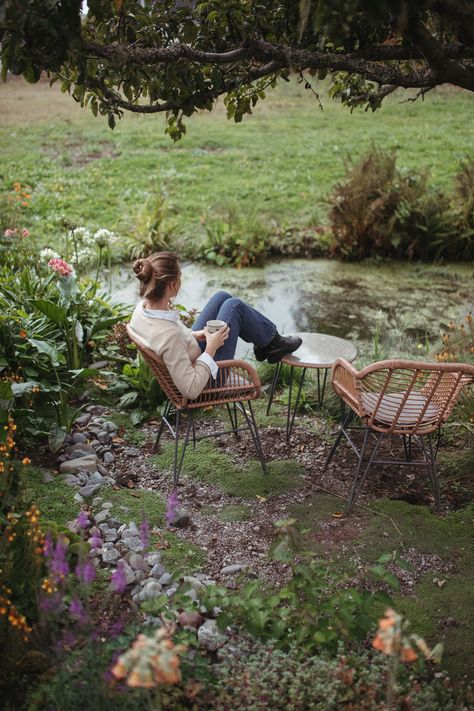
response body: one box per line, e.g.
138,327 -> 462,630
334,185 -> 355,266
205,345 -> 217,358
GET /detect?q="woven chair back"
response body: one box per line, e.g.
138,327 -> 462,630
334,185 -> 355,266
356,360 -> 474,434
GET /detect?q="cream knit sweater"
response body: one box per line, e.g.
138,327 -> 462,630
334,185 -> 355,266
128,302 -> 213,400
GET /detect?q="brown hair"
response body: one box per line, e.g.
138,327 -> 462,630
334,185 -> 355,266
133,251 -> 180,300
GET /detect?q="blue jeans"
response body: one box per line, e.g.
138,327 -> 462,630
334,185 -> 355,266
192,291 -> 276,360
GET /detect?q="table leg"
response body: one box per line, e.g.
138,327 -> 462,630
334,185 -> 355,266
317,368 -> 329,407
286,367 -> 306,441
266,360 -> 282,415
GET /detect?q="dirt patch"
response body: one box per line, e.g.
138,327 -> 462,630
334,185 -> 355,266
41,137 -> 121,166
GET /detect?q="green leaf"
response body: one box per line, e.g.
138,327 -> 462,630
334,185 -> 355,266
28,338 -> 61,366
49,424 -> 67,452
91,315 -> 125,336
0,381 -> 13,399
31,299 -> 67,324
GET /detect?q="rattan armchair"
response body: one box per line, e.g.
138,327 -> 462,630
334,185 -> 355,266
324,358 -> 474,514
126,326 -> 266,485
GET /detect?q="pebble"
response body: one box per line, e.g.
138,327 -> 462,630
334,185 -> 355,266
60,454 -> 99,474
178,611 -> 203,629
119,506 -> 130,514
97,464 -> 109,476
94,510 -> 109,524
67,443 -> 96,457
92,497 -> 104,508
63,474 -> 79,487
146,553 -> 162,566
158,572 -> 172,586
88,471 -> 104,485
72,432 -> 88,444
138,581 -> 163,601
122,538 -> 144,552
89,526 -> 101,537
197,620 -> 227,651
173,509 -> 191,528
125,448 -> 140,457
129,553 -> 148,571
183,576 -> 205,592
78,483 -> 101,498
150,563 -> 166,578
104,530 -> 119,543
102,549 -> 120,563
75,414 -> 92,426
97,431 -> 111,444
165,585 -> 178,597
104,421 -> 118,433
103,452 -> 115,465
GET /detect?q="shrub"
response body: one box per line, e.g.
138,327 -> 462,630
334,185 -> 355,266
124,193 -> 176,260
201,205 -> 269,267
327,148 -> 466,261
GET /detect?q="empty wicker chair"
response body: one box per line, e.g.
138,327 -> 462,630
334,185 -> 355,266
126,325 -> 266,486
324,358 -> 474,514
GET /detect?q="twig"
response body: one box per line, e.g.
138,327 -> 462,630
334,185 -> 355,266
401,86 -> 435,103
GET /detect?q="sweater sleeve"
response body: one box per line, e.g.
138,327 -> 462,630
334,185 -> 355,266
160,330 -> 211,400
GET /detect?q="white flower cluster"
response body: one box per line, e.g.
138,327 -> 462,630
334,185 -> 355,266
93,228 -> 116,248
40,248 -> 60,261
71,246 -> 96,267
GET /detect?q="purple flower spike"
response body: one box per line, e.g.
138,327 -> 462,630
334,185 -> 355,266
165,488 -> 179,525
50,535 -> 70,578
89,535 -> 102,549
76,560 -> 96,585
111,562 -> 127,594
43,531 -> 54,558
76,510 -> 90,530
69,597 -> 87,625
140,518 -> 150,548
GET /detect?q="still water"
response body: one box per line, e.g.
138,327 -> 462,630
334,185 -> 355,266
110,258 -> 473,360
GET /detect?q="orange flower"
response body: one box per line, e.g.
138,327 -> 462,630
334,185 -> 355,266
22,457 -> 31,465
400,646 -> 418,663
19,329 -> 27,338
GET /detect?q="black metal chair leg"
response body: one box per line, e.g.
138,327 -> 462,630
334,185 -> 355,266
226,402 -> 239,439
425,433 -> 441,512
172,409 -> 181,486
240,400 -> 267,474
345,427 -> 370,514
266,361 -> 282,415
154,400 -> 171,452
173,412 -> 194,488
347,433 -> 383,514
323,410 -> 353,472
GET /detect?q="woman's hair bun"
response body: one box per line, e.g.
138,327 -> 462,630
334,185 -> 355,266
133,258 -> 153,282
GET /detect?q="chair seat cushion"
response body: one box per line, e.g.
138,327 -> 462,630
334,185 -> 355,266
361,391 -> 440,426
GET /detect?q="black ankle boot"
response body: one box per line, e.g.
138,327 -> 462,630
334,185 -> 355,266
254,332 -> 302,364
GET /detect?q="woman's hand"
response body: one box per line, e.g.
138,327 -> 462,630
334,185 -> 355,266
204,324 -> 230,357
192,329 -> 207,341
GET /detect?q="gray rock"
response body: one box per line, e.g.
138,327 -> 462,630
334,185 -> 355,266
63,434 -> 73,445
75,413 -> 92,426
86,405 -> 109,414
165,585 -> 178,597
42,471 -> 54,484
158,573 -> 172,587
92,497 -> 104,508
78,483 -> 101,498
104,530 -> 119,543
72,432 -> 88,444
103,451 -> 115,465
89,526 -> 101,537
128,553 -> 148,571
63,474 -> 80,487
97,464 -> 109,477
183,588 -> 198,603
183,576 -> 206,592
122,538 -> 144,553
76,472 -> 90,485
102,549 -> 120,563
128,522 -> 139,531
97,430 -> 111,444
119,561 -> 136,585
150,563 -> 166,579
146,553 -> 162,566
67,442 -> 96,457
125,447 -> 140,457
60,454 -> 99,474
88,471 -> 104,485
94,510 -> 109,524
138,581 -> 163,601
104,421 -> 118,433
220,564 -> 245,576
102,501 -> 113,510
122,528 -> 140,539
197,620 -> 228,651
134,570 -> 146,582
103,476 -> 116,486
87,537 -> 101,549
178,611 -> 203,629
118,506 -> 130,514
107,517 -> 121,529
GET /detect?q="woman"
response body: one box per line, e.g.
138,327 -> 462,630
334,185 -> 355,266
128,252 -> 302,400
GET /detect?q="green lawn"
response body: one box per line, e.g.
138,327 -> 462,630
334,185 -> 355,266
1,77 -> 473,251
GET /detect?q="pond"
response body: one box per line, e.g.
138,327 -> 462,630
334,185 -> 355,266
109,258 -> 474,361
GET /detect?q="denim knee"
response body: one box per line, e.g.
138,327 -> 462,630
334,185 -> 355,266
214,290 -> 233,301
220,297 -> 242,315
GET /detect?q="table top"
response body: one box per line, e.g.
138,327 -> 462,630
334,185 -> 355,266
281,332 -> 358,369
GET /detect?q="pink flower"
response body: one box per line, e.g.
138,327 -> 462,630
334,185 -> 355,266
75,560 -> 96,585
21,228 -> 30,238
76,510 -> 90,530
140,518 -> 150,549
111,562 -> 128,594
48,257 -> 73,277
4,228 -> 16,237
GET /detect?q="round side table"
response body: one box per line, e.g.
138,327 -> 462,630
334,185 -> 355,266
266,332 -> 358,440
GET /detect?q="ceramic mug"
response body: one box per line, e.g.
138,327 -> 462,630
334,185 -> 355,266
206,319 -> 227,333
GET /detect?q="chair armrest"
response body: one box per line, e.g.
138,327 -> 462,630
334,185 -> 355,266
331,358 -> 363,414
188,359 -> 262,407
215,359 -> 261,389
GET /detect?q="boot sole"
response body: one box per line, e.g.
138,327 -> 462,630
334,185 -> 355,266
266,340 -> 302,364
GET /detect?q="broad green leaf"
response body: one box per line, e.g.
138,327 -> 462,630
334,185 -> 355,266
28,338 -> 61,366
49,424 -> 67,452
31,299 -> 67,324
90,315 -> 126,336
